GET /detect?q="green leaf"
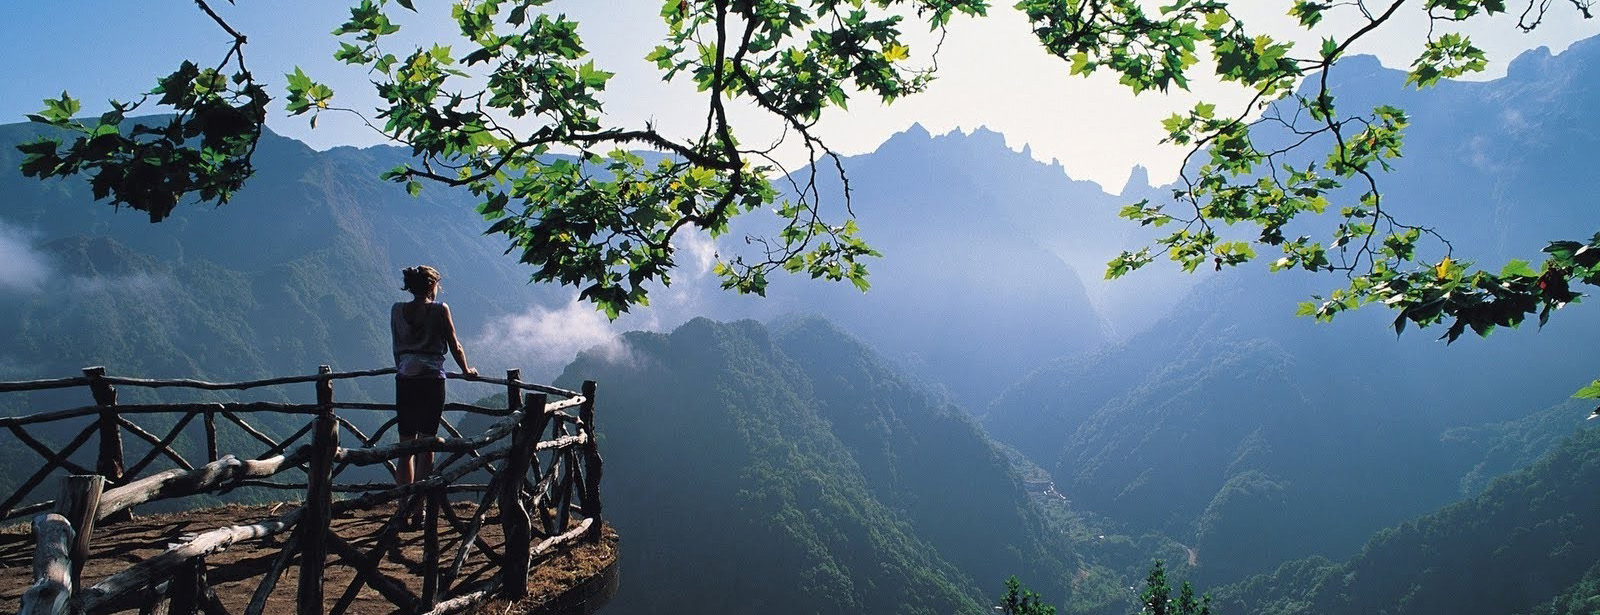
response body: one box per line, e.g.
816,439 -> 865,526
1498,259 -> 1537,278
38,92 -> 81,124
286,66 -> 313,91
1575,379 -> 1600,399
1545,241 -> 1583,260
1292,2 -> 1328,28
335,42 -> 366,63
1069,52 -> 1090,75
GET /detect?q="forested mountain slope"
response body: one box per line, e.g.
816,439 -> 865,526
983,35 -> 1600,586
551,317 -> 1108,615
985,274 -> 1481,584
1220,424 -> 1600,615
0,125 -> 561,402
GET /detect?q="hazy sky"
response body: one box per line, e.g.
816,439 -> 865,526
1,1 -> 1594,190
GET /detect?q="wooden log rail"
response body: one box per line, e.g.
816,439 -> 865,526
0,366 -> 604,615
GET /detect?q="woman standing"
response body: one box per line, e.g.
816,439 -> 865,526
392,266 -> 476,502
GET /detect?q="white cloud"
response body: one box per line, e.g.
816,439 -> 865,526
675,229 -> 718,279
473,300 -> 635,370
0,222 -> 50,294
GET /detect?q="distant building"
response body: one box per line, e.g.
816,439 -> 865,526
1024,478 -> 1066,501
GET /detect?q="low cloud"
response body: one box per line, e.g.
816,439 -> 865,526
0,222 -> 179,300
675,229 -> 718,279
473,300 -> 637,371
0,223 -> 169,299
0,222 -> 51,293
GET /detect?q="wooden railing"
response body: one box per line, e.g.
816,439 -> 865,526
0,366 -> 605,615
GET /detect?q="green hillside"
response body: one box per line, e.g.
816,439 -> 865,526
1220,424 -> 1600,615
553,317 -> 1117,614
984,282 -> 1477,585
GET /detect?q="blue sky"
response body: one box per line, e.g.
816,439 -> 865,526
1,1 -> 1595,189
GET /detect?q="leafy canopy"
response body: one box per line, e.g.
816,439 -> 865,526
21,0 -> 987,319
15,0 -> 1599,335
1140,560 -> 1213,615
999,575 -> 1058,615
18,6 -> 266,223
997,561 -> 1213,615
1022,0 -> 1595,347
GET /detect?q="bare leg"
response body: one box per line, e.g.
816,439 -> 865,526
413,442 -> 433,524
397,434 -> 418,485
398,433 -> 435,524
416,447 -> 434,483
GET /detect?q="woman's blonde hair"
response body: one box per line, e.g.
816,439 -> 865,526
401,265 -> 441,295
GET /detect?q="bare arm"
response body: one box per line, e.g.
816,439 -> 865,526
440,304 -> 476,376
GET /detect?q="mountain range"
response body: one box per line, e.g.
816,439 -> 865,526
1,31 -> 1599,615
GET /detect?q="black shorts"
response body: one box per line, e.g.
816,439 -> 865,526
395,377 -> 445,438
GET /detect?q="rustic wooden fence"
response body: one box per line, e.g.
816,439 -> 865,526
0,366 -> 604,615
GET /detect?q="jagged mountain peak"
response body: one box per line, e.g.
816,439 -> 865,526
1120,164 -> 1151,197
872,121 -> 934,154
1506,44 -> 1556,77
868,123 -> 1073,173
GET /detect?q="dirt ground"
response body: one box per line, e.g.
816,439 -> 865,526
0,502 -> 617,614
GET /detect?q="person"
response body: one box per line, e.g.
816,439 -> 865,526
391,265 -> 476,519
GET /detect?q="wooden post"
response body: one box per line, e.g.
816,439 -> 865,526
505,369 -> 522,416
498,392 -> 547,600
54,475 -> 103,594
142,582 -> 170,615
503,369 -> 524,533
167,544 -> 202,615
84,367 -> 123,485
297,365 -> 337,615
19,513 -> 74,615
203,409 -> 218,464
421,489 -> 441,608
578,381 -> 603,541
555,451 -> 574,534
542,414 -> 566,533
